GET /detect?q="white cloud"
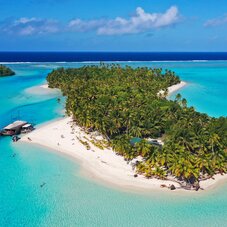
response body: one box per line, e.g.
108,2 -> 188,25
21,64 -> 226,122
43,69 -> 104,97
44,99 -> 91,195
1,17 -> 59,35
0,6 -> 180,36
68,18 -> 106,32
204,15 -> 227,27
68,6 -> 180,35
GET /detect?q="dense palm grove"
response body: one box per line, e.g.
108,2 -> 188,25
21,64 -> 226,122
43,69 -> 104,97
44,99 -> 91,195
0,65 -> 15,77
47,64 -> 227,188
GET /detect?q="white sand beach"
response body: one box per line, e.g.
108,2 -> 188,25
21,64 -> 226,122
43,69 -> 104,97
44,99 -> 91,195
21,117 -> 181,192
167,81 -> 187,96
40,84 -> 49,89
158,81 -> 187,97
24,83 -> 58,95
20,116 -> 227,193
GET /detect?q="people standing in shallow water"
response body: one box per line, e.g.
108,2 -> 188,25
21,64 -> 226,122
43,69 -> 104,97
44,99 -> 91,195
40,182 -> 46,188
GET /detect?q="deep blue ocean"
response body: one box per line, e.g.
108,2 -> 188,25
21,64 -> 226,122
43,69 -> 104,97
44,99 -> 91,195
0,53 -> 227,227
2,51 -> 227,62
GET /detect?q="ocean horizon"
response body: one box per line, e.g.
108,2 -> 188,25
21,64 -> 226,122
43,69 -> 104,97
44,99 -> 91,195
2,51 -> 227,62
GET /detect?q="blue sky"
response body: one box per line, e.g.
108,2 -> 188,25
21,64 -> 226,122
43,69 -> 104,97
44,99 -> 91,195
1,0 -> 227,51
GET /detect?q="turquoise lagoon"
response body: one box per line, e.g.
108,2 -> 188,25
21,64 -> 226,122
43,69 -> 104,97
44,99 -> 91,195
0,61 -> 227,227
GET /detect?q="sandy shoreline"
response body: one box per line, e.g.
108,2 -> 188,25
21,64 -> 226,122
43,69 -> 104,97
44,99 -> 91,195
167,81 -> 187,96
158,81 -> 187,97
20,117 -> 181,192
20,81 -> 227,193
20,116 -> 227,193
40,84 -> 49,89
24,83 -> 59,95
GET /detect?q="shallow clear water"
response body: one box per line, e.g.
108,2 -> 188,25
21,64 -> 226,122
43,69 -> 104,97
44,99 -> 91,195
0,62 -> 227,227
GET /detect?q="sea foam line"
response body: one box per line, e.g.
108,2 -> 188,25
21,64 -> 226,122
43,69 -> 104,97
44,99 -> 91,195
2,60 -> 227,64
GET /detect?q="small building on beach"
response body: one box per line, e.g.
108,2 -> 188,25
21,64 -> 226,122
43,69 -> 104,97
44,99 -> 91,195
130,137 -> 163,147
21,123 -> 34,133
1,121 -> 27,136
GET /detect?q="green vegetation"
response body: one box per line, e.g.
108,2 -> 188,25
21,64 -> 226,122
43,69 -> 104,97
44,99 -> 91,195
76,136 -> 91,150
0,65 -> 15,77
47,64 -> 227,189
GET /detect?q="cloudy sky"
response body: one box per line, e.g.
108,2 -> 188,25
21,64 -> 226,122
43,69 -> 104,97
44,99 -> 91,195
0,0 -> 227,51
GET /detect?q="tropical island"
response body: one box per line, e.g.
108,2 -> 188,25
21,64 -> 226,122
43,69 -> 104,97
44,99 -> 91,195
0,65 -> 15,77
23,64 -> 227,191
45,64 -> 227,190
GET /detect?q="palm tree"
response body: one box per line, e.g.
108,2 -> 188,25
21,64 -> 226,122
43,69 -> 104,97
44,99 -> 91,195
182,98 -> 187,108
175,93 -> 182,103
135,140 -> 151,157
